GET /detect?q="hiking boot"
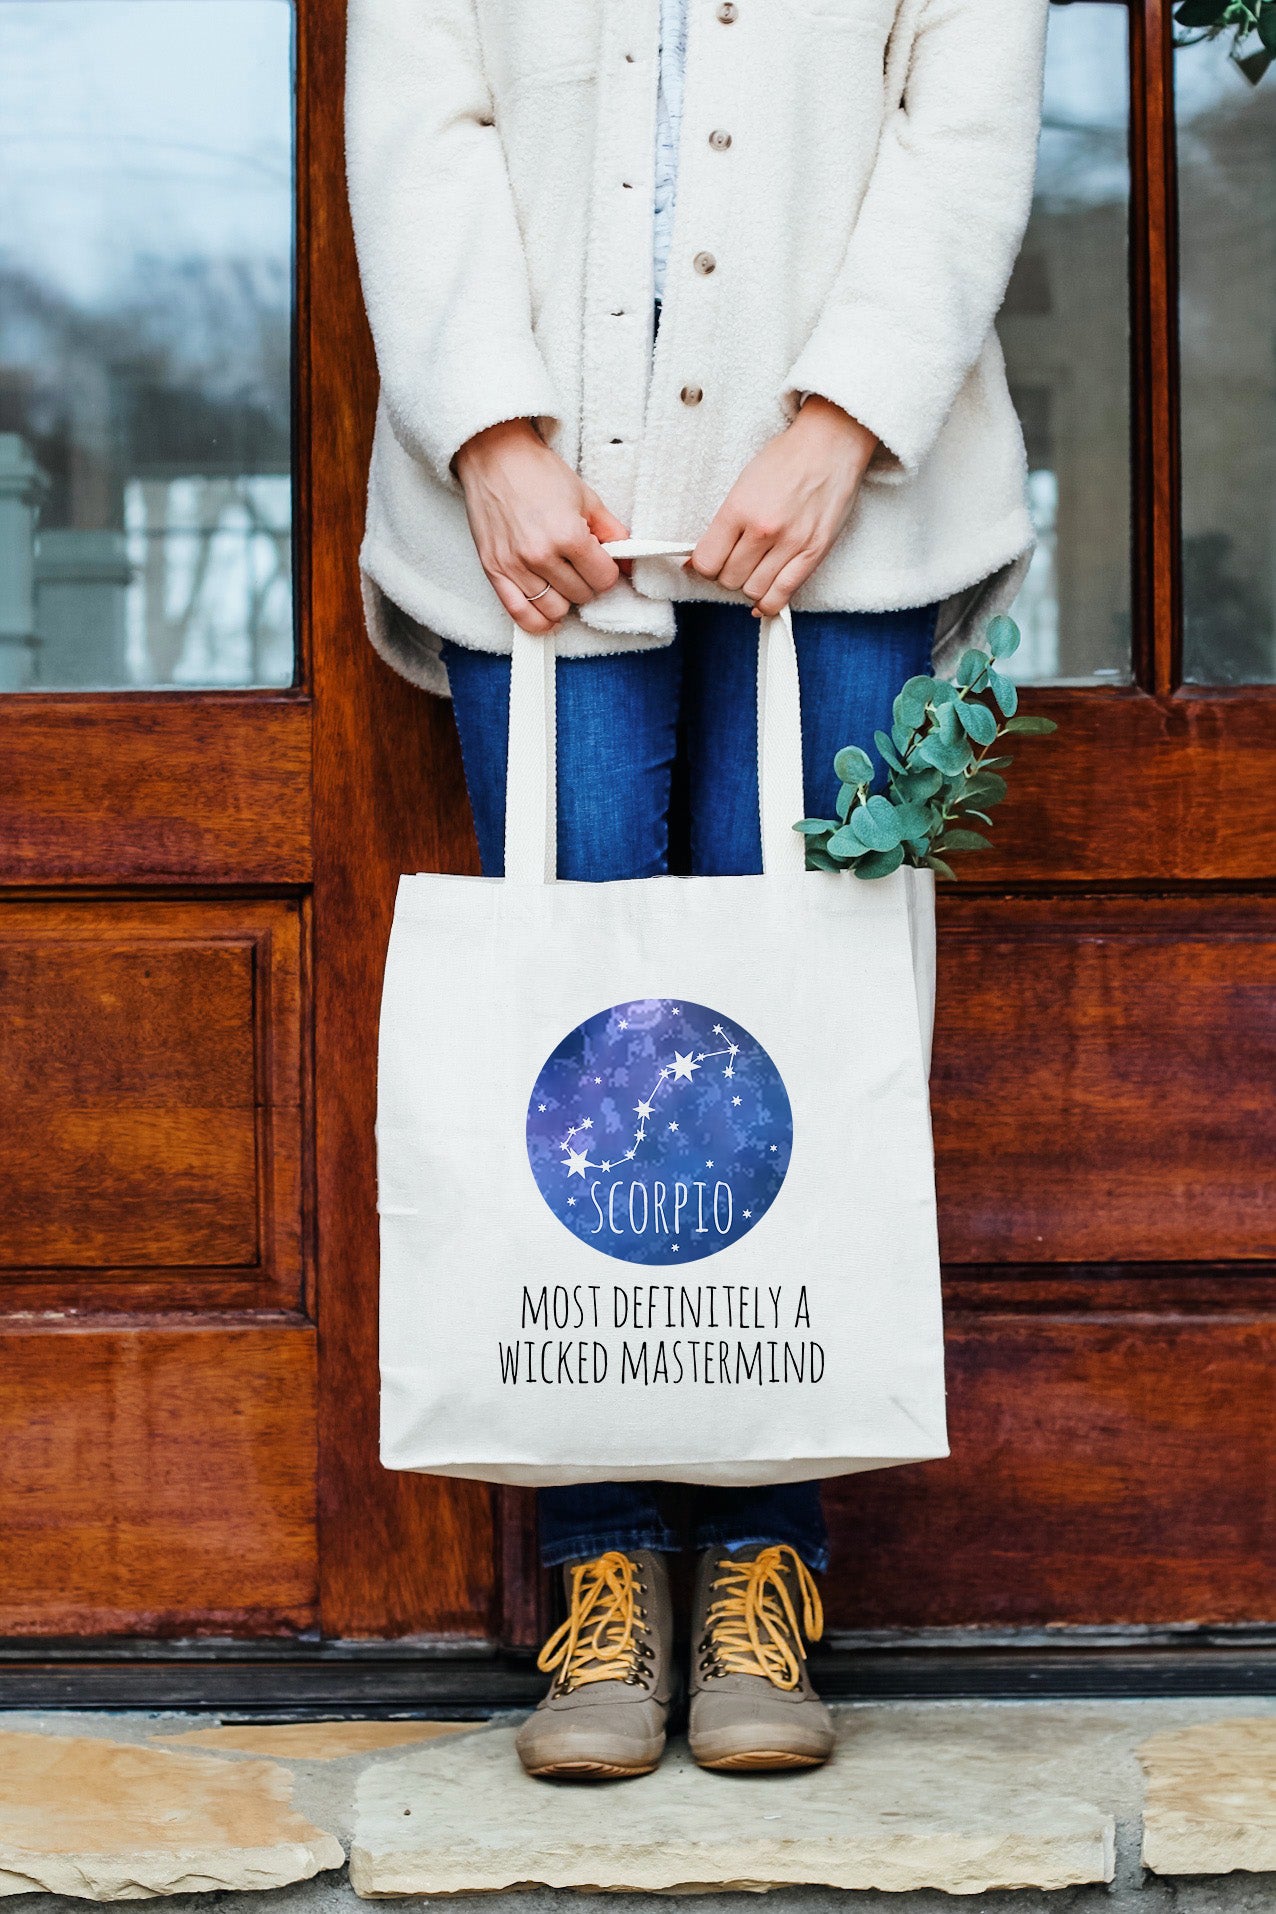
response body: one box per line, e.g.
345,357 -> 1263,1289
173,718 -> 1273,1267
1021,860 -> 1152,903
515,1548 -> 673,1779
688,1542 -> 835,1772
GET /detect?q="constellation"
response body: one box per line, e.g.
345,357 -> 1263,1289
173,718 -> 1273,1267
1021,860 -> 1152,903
558,1020 -> 742,1178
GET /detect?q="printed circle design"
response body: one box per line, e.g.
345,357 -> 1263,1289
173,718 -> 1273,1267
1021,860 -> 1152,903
527,999 -> 793,1265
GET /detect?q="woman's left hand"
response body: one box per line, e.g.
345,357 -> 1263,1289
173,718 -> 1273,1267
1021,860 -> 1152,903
688,396 -> 879,617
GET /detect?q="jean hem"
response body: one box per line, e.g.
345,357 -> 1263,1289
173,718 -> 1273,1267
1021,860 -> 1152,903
540,1526 -> 681,1569
694,1529 -> 830,1574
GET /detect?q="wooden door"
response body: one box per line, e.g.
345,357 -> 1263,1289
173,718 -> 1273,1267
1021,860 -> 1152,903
821,0 -> 1276,1638
0,0 -> 489,1646
2,0 -> 1271,1662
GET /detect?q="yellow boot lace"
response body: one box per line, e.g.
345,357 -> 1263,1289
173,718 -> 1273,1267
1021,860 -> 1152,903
537,1550 -> 653,1695
699,1544 -> 824,1691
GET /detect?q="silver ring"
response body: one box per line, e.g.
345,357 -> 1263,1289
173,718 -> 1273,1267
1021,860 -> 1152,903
525,581 -> 552,603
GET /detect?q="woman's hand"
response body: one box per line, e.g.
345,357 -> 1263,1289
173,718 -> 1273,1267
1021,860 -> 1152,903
688,397 -> 879,617
454,419 -> 628,634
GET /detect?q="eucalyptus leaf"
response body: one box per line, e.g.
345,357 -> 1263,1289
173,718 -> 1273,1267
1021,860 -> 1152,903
889,801 -> 932,840
956,699 -> 999,745
895,675 -> 935,728
853,845 -> 905,880
805,846 -> 842,872
826,824 -> 864,858
925,853 -> 958,882
833,744 -> 874,786
1001,713 -> 1057,735
963,770 -> 1009,806
915,732 -> 973,777
836,783 -> 855,821
794,818 -> 836,834
936,829 -> 991,854
989,669 -> 1019,717
956,649 -> 990,687
985,614 -> 1021,659
874,729 -> 906,773
849,794 -> 905,851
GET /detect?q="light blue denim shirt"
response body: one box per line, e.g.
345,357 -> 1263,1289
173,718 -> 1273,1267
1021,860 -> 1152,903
653,0 -> 689,305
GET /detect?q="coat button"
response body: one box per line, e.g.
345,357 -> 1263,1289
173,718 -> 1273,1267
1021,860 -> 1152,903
717,1 -> 738,19
693,251 -> 717,275
680,384 -> 704,406
709,129 -> 732,150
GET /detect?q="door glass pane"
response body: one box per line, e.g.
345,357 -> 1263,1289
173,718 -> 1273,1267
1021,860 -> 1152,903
0,0 -> 293,690
1176,40 -> 1276,684
1001,0 -> 1132,684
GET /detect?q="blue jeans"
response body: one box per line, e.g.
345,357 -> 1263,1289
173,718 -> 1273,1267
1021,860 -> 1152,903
441,597 -> 937,1569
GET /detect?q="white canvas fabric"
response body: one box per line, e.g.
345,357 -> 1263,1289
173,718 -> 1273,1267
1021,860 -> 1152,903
377,544 -> 948,1486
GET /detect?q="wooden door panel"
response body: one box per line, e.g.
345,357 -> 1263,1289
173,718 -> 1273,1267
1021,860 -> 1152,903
933,896 -> 1276,1266
954,690 -> 1276,886
823,1313 -> 1276,1630
0,696 -> 311,886
0,1323 -> 317,1636
0,899 -> 303,1313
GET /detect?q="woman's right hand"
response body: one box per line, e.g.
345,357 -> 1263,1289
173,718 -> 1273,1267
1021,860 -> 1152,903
454,419 -> 627,635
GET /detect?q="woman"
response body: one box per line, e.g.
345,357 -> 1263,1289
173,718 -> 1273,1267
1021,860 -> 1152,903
346,0 -> 1047,1780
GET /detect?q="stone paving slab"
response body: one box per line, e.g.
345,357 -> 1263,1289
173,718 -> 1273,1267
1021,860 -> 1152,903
350,1712 -> 1118,1897
151,1723 -> 473,1763
1140,1718 -> 1276,1877
0,1730 -> 343,1901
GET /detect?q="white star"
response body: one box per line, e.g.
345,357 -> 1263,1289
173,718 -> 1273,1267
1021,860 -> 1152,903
731,1096 -> 742,1107
601,1160 -> 612,1173
538,1103 -> 547,1112
671,1243 -> 680,1253
671,1050 -> 699,1083
694,1053 -> 706,1062
671,1007 -> 681,1016
706,1160 -> 714,1169
724,1067 -> 734,1079
564,1147 -> 590,1178
712,1024 -> 725,1037
770,1144 -> 777,1152
624,1149 -> 636,1161
568,1196 -> 576,1207
743,1208 -> 752,1219
668,1121 -> 679,1133
618,1019 -> 629,1030
581,1118 -> 593,1130
659,1067 -> 671,1080
635,1098 -> 655,1120
594,1075 -> 602,1083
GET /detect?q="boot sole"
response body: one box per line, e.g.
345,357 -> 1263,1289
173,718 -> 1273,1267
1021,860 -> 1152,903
523,1757 -> 659,1780
695,1748 -> 829,1773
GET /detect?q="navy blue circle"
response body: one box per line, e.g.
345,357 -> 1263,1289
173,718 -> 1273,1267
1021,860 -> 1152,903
527,999 -> 793,1265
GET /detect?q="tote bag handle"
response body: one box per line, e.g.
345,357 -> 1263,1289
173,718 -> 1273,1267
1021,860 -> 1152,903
503,540 -> 807,885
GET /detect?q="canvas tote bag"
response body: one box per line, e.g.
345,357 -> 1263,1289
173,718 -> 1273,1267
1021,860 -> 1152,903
377,540 -> 947,1486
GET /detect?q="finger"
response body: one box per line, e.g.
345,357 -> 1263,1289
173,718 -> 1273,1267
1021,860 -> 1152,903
740,540 -> 803,610
562,522 -> 623,596
582,490 -> 633,578
717,526 -> 775,594
489,570 -> 566,635
754,550 -> 817,618
509,550 -> 595,608
688,507 -> 744,581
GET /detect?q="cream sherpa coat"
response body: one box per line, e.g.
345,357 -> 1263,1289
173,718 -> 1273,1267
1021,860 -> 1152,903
345,0 -> 1049,696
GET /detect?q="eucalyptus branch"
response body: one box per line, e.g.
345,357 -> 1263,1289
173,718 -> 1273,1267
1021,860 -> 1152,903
794,614 -> 1057,881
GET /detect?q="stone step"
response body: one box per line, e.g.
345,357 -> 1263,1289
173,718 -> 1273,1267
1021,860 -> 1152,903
0,1701 -> 1271,1908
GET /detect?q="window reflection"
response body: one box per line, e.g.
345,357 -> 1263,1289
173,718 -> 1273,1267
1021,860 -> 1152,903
1177,41 -> 1276,684
0,0 -> 293,691
1001,0 -> 1132,684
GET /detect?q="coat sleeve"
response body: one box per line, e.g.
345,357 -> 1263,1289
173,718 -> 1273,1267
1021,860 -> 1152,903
344,0 -> 562,485
783,0 -> 1048,479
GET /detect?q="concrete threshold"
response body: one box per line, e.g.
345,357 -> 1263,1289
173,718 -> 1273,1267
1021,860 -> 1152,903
0,1700 -> 1271,1909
